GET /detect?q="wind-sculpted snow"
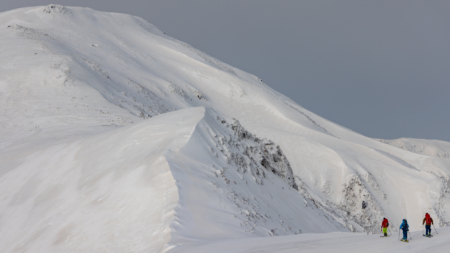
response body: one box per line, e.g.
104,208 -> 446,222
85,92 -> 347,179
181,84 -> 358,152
379,138 -> 450,159
165,109 -> 345,248
0,108 -> 203,252
1,4 -> 450,253
0,108 -> 344,252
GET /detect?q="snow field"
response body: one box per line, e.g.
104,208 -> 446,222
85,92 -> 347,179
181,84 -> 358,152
169,226 -> 450,253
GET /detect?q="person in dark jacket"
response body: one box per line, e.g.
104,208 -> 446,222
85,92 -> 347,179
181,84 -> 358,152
399,219 -> 409,242
422,213 -> 434,237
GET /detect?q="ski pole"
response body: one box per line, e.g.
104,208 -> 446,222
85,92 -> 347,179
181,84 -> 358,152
398,230 -> 400,241
409,231 -> 412,240
433,224 -> 438,234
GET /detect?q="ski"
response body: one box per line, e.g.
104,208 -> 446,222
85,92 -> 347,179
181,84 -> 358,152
400,239 -> 409,243
423,234 -> 433,238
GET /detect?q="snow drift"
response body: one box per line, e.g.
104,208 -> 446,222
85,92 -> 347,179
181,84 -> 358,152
0,107 -> 345,252
1,4 -> 450,252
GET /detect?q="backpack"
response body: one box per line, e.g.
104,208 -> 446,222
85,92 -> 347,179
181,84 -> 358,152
400,220 -> 409,231
425,214 -> 432,224
382,219 -> 389,227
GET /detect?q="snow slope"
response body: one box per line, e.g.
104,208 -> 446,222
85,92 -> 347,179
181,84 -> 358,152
1,4 -> 450,252
0,108 -> 199,252
170,226 -> 450,253
379,138 -> 450,159
0,107 -> 345,252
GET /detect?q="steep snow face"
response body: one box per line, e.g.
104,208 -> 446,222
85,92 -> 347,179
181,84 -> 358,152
166,109 -> 346,248
0,108 -> 203,253
378,138 -> 450,159
1,4 -> 450,252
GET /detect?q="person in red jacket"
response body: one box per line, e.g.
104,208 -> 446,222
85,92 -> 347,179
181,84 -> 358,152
423,213 -> 434,237
381,217 -> 389,236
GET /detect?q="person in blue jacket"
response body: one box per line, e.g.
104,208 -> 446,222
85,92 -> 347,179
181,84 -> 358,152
399,219 -> 409,242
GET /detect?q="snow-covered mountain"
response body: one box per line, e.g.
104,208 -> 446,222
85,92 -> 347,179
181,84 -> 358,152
378,138 -> 450,159
1,5 -> 450,252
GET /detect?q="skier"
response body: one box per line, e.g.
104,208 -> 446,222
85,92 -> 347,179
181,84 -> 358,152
422,213 -> 434,237
399,219 -> 409,242
381,217 -> 389,237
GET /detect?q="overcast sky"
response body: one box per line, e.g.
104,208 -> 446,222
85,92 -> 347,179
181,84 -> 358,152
2,1 -> 450,141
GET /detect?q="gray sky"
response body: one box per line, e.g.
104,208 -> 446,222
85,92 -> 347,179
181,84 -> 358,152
2,1 -> 450,141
